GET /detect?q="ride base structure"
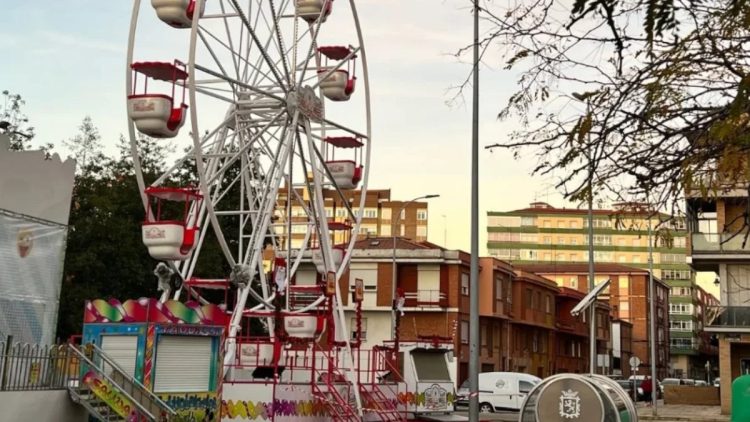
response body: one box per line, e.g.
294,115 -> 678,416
76,291 -> 458,422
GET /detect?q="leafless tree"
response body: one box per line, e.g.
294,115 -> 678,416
467,0 -> 750,229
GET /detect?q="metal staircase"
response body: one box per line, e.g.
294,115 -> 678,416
66,343 -> 176,422
310,347 -> 360,422
360,384 -> 403,421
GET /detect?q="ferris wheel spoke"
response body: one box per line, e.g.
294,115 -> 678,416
194,63 -> 285,103
296,5 -> 329,88
206,109 -> 286,185
227,0 -> 287,91
217,1 -> 242,81
268,0 -> 292,85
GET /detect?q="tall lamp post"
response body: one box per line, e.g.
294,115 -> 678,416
391,194 -> 439,347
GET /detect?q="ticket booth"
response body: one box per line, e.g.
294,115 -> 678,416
82,298 -> 229,421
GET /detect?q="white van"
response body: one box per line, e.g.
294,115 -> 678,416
456,372 -> 542,413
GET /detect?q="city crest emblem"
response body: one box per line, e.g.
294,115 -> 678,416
559,389 -> 581,419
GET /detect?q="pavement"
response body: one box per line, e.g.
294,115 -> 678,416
452,402 -> 729,422
636,402 -> 728,422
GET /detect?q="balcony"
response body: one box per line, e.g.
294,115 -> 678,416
403,290 -> 447,308
705,306 -> 750,333
692,233 -> 750,253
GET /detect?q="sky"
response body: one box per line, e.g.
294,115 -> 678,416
1,1 -> 717,296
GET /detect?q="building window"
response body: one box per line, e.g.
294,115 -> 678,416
521,216 -> 536,226
545,295 -> 552,314
571,238 -> 578,245
532,332 -> 539,353
496,278 -> 503,299
558,221 -> 567,228
557,254 -> 567,261
417,209 -> 428,221
543,253 -> 552,261
671,338 -> 697,349
543,236 -> 552,245
364,208 -> 378,218
461,273 -> 469,296
570,277 -> 578,289
661,253 -> 686,264
671,287 -> 692,296
669,303 -> 694,315
569,253 -> 576,261
618,255 -> 626,263
619,301 -> 630,318
525,289 -> 533,308
570,221 -> 579,229
584,235 -> 612,246
558,237 -> 566,245
670,320 -> 694,331
507,281 -> 513,304
584,219 -> 612,228
673,237 -> 686,248
632,255 -> 641,263
461,321 -> 469,344
520,233 -> 537,243
543,220 -> 552,228
663,269 -> 691,280
535,292 -> 542,309
352,318 -> 367,340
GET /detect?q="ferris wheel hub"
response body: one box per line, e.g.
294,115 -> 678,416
286,86 -> 323,122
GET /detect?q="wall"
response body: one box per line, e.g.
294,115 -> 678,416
0,134 -> 75,225
663,386 -> 720,406
0,390 -> 86,422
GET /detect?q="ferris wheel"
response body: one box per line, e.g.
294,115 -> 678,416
124,0 -> 371,387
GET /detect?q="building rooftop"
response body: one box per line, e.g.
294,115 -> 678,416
352,236 -> 435,250
516,263 -> 650,274
489,202 -> 672,218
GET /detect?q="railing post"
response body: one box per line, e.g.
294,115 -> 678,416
1,335 -> 12,390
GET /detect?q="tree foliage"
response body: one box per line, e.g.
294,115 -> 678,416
476,0 -> 750,218
1,90 -> 35,151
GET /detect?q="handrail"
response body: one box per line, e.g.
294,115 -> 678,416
66,344 -> 158,421
89,342 -> 176,415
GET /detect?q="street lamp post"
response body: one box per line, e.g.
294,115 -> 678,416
391,194 -> 439,350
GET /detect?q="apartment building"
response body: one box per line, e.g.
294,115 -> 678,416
687,190 -> 750,413
487,202 -> 710,376
276,188 -> 430,249
517,263 -> 671,379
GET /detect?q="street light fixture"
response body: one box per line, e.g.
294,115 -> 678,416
391,194 -> 439,348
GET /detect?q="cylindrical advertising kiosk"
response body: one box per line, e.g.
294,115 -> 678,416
519,374 -> 638,422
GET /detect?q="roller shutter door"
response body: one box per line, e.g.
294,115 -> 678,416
100,335 -> 138,377
154,335 -> 212,392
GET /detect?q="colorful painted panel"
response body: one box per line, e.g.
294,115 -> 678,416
160,392 -> 220,422
83,370 -> 138,419
84,298 -> 230,326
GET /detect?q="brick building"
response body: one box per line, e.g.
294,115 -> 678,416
517,263 -> 671,379
295,238 -> 639,384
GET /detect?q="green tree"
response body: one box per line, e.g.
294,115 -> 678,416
63,116 -> 106,174
0,90 -> 34,151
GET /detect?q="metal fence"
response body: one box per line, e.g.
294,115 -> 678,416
0,337 -> 78,391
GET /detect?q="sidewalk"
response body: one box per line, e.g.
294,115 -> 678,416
637,402 -> 728,422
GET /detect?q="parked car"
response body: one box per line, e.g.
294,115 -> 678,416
627,375 -> 662,400
695,380 -> 708,386
659,377 -> 682,393
456,372 -> 542,413
714,377 -> 721,387
616,379 -> 636,399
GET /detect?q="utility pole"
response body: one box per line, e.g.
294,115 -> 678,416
469,1 -> 481,421
586,103 -> 596,375
648,214 -> 658,414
